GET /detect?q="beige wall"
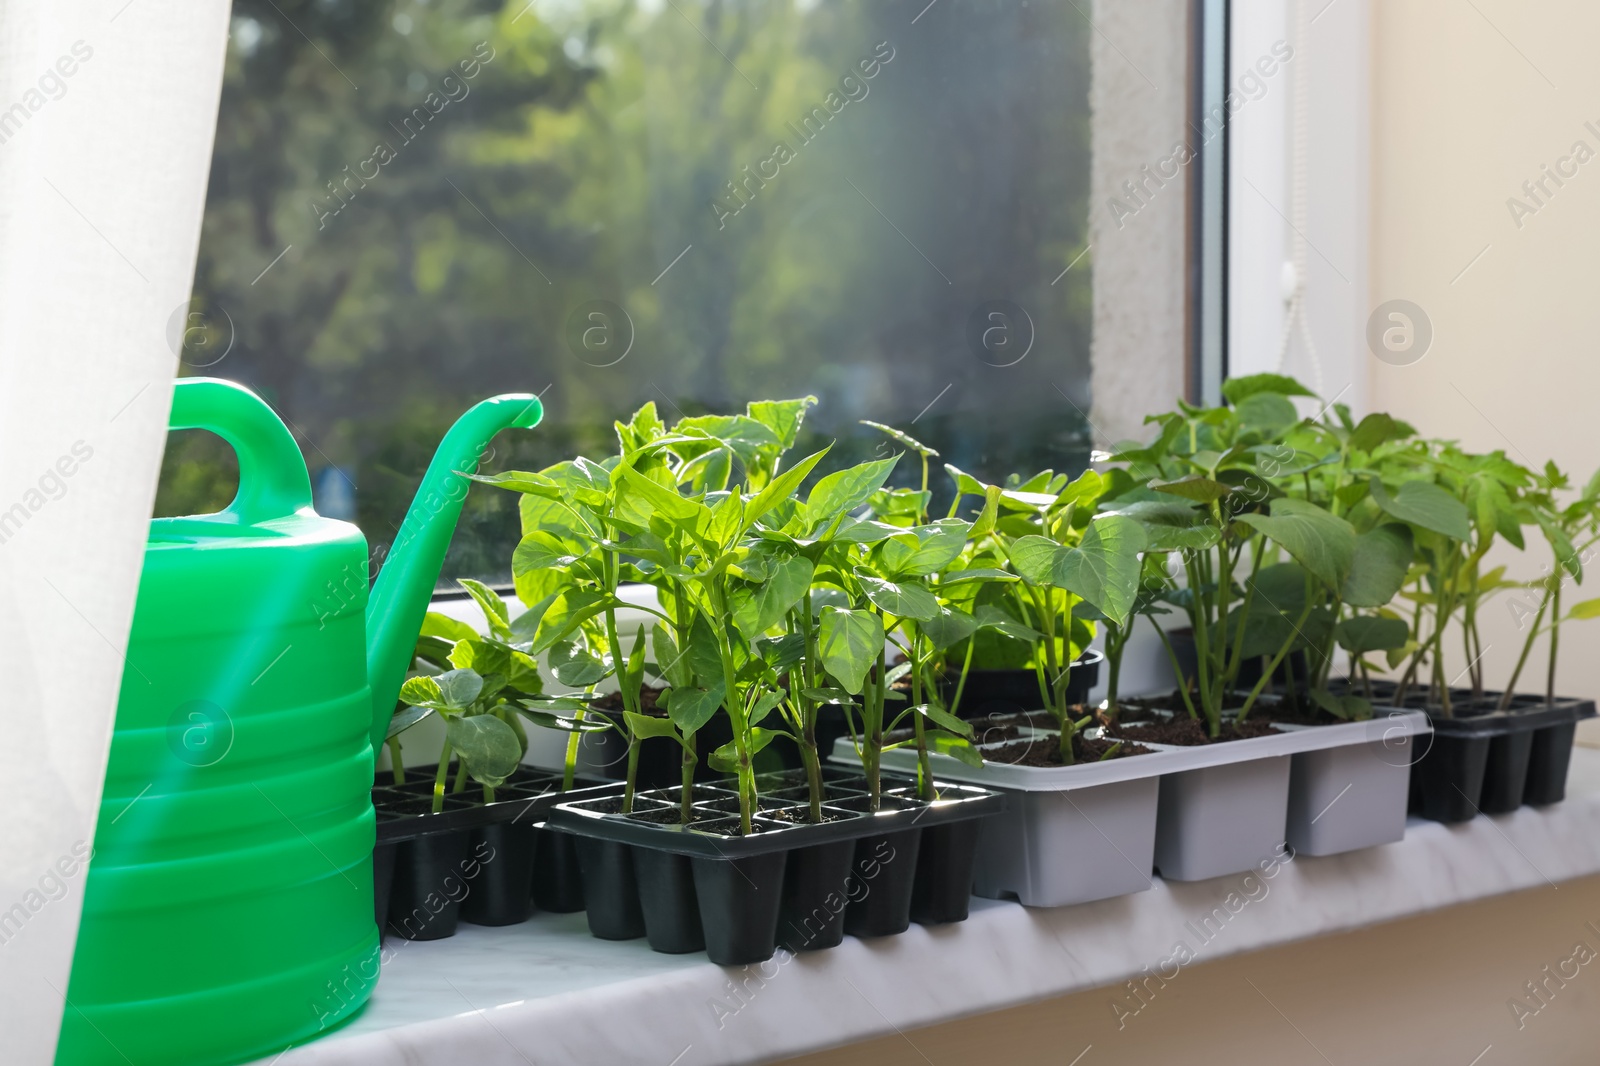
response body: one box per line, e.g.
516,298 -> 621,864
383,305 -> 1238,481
1369,0 -> 1600,722
779,875 -> 1600,1066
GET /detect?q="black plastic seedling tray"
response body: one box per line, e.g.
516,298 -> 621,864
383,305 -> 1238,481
547,767 -> 1005,966
372,766 -> 621,940
1340,681 -> 1595,823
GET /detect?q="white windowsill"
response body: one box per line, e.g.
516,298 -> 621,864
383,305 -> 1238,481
270,749 -> 1600,1066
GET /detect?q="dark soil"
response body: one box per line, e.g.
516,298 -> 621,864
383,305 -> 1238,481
1252,702 -> 1345,727
593,685 -> 667,714
984,733 -> 1155,767
1107,716 -> 1281,746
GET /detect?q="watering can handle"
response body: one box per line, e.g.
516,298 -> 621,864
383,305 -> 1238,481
168,378 -> 314,524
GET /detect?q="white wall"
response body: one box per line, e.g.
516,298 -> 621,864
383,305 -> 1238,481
1369,0 -> 1600,718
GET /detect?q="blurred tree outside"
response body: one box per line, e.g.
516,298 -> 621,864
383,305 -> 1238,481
165,0 -> 1093,586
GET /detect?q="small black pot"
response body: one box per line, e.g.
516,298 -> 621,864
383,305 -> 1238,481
575,836 -> 646,940
1410,694 -> 1595,822
909,819 -> 982,926
531,826 -> 586,913
548,772 -> 1004,960
387,830 -> 471,941
842,827 -> 923,939
692,853 -> 789,966
1478,730 -> 1536,815
372,841 -> 397,937
1525,720 -> 1581,806
635,848 -> 705,954
1412,732 -> 1491,824
460,821 -> 537,927
778,839 -> 856,952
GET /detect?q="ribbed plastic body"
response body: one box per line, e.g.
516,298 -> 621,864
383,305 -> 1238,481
57,380 -> 380,1066
58,378 -> 540,1065
57,513 -> 378,1065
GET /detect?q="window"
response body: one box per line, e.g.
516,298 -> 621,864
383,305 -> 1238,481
167,0 -> 1205,587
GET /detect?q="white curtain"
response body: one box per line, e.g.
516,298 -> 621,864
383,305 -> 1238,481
0,2 -> 231,1062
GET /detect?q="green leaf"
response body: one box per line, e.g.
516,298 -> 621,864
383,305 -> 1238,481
920,606 -> 979,649
420,611 -> 479,644
1221,372 -> 1317,404
945,463 -> 991,499
624,710 -> 682,742
466,469 -> 564,498
507,591 -> 558,648
446,714 -> 522,788
939,567 -> 1017,585
652,625 -> 691,688
661,681 -> 725,736
887,519 -> 970,576
1235,391 -> 1300,431
1150,475 -> 1232,502
435,668 -> 484,710
1053,515 -> 1147,626
685,615 -> 725,684
730,554 -> 815,638
617,461 -> 706,524
968,484 -> 1004,539
804,457 -> 900,532
1105,499 -> 1218,552
745,446 -> 829,531
1006,535 -> 1060,586
1342,524 -> 1414,608
856,573 -> 941,621
829,518 -> 907,544
549,639 -> 608,687
518,696 -> 594,713
926,729 -> 984,767
1347,412 -> 1408,453
1369,478 -> 1471,542
1566,597 -> 1600,621
747,397 -> 817,450
748,688 -> 786,727
457,578 -> 511,639
860,419 -> 939,457
913,702 -> 974,738
1335,615 -> 1409,654
387,703 -> 434,739
974,604 -> 1043,642
818,607 -> 884,695
1236,498 -> 1356,590
1308,688 -> 1373,722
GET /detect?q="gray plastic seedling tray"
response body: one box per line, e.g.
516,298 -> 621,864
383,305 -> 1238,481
832,709 -> 1430,898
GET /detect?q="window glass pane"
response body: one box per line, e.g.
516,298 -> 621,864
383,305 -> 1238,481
177,0 -> 1128,587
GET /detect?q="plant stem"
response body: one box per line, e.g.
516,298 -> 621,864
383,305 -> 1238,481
680,732 -> 696,823
1500,583 -> 1551,709
562,702 -> 585,793
799,587 -> 824,822
1239,577 -> 1316,722
431,740 -> 453,815
910,631 -> 933,800
1548,579 -> 1562,704
711,582 -> 755,835
387,736 -> 405,786
1151,616 -> 1198,720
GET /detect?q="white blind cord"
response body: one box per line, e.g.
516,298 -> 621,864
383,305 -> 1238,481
1275,0 -> 1323,395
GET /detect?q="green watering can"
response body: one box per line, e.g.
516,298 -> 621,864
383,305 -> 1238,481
56,378 -> 540,1066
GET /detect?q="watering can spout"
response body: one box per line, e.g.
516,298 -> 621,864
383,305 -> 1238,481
364,393 -> 542,752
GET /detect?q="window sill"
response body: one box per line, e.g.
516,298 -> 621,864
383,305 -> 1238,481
276,748 -> 1600,1066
